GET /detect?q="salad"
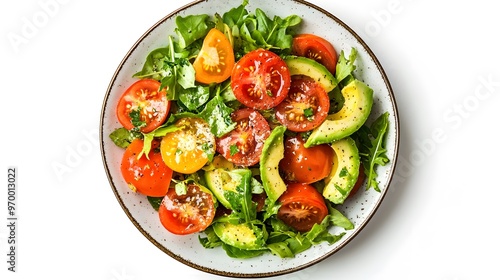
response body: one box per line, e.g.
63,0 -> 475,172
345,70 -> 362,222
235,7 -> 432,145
109,0 -> 390,259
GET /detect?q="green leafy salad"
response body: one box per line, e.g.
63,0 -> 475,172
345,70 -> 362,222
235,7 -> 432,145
109,0 -> 391,259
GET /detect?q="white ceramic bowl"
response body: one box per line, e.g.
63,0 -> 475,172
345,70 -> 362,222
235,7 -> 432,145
100,0 -> 400,277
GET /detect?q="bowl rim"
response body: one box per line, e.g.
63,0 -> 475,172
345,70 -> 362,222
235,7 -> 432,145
99,0 -> 400,278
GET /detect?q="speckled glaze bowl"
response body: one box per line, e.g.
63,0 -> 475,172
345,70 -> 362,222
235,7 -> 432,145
100,0 -> 399,277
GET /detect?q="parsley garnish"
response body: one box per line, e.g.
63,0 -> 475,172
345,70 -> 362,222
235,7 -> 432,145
129,108 -> 146,128
230,144 -> 239,156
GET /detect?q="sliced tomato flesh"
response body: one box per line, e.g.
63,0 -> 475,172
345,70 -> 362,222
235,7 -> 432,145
159,183 -> 215,235
292,34 -> 338,75
160,117 -> 215,174
193,28 -> 235,84
116,79 -> 170,133
231,49 -> 291,110
216,108 -> 270,166
275,75 -> 330,132
120,139 -> 173,197
277,183 -> 328,232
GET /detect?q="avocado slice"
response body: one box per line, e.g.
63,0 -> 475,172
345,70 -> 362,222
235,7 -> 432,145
323,137 -> 360,204
212,222 -> 266,250
305,79 -> 373,147
204,165 -> 252,211
259,125 -> 287,204
284,56 -> 337,92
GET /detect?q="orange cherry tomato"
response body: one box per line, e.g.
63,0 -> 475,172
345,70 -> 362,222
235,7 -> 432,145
193,28 -> 235,84
160,117 -> 215,174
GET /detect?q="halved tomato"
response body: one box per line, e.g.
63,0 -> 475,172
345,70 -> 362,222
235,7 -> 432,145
193,28 -> 235,84
277,183 -> 328,232
231,49 -> 291,110
160,117 -> 215,174
279,135 -> 334,184
120,138 -> 173,197
292,34 -> 338,74
159,183 -> 216,235
275,75 -> 330,132
116,79 -> 170,133
216,108 -> 271,166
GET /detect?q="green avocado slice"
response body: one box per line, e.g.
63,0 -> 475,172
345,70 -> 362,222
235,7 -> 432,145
323,137 -> 360,204
259,125 -> 287,204
305,79 -> 373,147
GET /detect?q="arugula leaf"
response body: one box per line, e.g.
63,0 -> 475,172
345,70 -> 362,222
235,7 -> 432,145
254,9 -> 301,50
221,168 -> 256,222
353,112 -> 390,192
221,243 -> 266,259
132,47 -> 171,80
265,207 -> 353,258
335,47 -> 358,84
109,127 -> 139,148
222,0 -> 249,27
199,93 -> 237,137
146,196 -> 163,211
176,58 -> 196,89
328,205 -> 354,230
222,2 -> 301,56
175,14 -> 212,48
198,226 -> 223,249
178,85 -> 210,111
136,123 -> 182,160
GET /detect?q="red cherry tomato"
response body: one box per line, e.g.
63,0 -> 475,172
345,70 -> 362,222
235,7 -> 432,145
158,183 -> 216,235
277,183 -> 329,232
275,75 -> 330,132
116,79 -> 170,133
216,108 -> 271,167
231,49 -> 291,110
279,135 -> 334,184
292,34 -> 338,74
120,139 -> 173,197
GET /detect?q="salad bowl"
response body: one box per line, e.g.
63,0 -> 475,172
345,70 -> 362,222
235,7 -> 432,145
100,0 -> 399,277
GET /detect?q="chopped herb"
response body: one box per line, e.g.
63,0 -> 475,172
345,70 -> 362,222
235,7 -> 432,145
230,144 -> 240,156
339,167 -> 349,177
129,108 -> 146,128
303,107 -> 314,119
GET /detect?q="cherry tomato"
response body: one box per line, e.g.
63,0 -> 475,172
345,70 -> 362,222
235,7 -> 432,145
231,49 -> 291,110
158,183 -> 216,235
292,34 -> 338,74
120,139 -> 173,197
116,79 -> 170,133
216,108 -> 271,167
277,183 -> 328,232
253,192 -> 267,212
275,75 -> 330,132
193,28 -> 235,84
279,135 -> 334,184
160,117 -> 215,174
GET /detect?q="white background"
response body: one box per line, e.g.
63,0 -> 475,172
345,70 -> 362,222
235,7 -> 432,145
1,0 -> 499,279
